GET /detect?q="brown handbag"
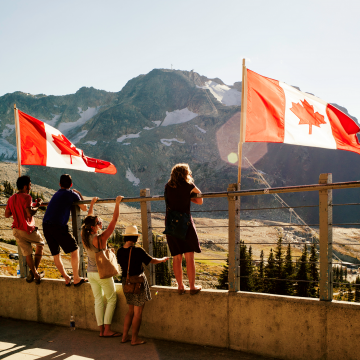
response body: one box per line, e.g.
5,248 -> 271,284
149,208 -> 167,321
123,247 -> 144,294
95,235 -> 120,279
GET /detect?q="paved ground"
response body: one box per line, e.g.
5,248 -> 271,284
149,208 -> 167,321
0,318 -> 279,360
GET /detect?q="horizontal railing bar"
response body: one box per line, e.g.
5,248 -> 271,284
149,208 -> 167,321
241,205 -> 319,211
238,276 -> 320,283
2,179 -> 360,208
333,203 -> 360,206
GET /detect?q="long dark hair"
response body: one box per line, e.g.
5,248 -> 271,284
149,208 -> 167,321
81,215 -> 97,249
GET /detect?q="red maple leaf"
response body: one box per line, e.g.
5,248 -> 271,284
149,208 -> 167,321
290,99 -> 326,134
52,134 -> 80,163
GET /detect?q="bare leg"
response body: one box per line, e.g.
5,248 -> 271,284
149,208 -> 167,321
173,254 -> 184,290
99,324 -> 104,337
34,245 -> 43,269
122,305 -> 134,343
131,304 -> 145,345
26,255 -> 40,280
184,252 -> 199,290
71,249 -> 81,284
103,324 -> 121,337
53,254 -> 71,283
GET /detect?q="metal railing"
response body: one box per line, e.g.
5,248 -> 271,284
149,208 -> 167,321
1,173 -> 360,301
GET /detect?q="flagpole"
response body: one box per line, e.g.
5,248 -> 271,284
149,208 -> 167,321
14,104 -> 21,177
238,58 -> 247,184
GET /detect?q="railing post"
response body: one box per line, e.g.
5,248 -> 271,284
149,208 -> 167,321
319,173 -> 333,301
18,245 -> 29,278
140,189 -> 154,285
228,183 -> 240,292
71,204 -> 85,277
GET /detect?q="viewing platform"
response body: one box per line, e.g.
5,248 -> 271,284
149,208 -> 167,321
0,317 -> 277,360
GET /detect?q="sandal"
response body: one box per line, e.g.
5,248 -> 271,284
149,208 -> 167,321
190,285 -> 202,295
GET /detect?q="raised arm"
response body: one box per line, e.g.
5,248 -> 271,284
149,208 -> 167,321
87,197 -> 99,216
72,189 -> 88,212
98,195 -> 123,248
190,185 -> 203,205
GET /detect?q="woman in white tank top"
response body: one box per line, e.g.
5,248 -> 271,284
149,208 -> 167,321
81,195 -> 123,337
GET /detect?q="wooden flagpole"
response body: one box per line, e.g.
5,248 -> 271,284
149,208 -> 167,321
237,58 -> 247,184
14,104 -> 21,177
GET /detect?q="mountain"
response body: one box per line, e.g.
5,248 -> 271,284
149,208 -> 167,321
0,69 -> 359,224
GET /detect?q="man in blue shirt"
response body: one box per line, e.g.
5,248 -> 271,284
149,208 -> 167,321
43,174 -> 88,286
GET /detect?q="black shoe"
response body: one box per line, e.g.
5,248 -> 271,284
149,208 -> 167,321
26,270 -> 34,283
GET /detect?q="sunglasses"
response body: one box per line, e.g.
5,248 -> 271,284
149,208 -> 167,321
96,218 -> 103,226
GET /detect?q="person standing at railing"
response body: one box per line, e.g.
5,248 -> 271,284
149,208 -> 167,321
117,225 -> 169,345
164,163 -> 203,295
5,176 -> 45,284
42,174 -> 88,287
81,195 -> 123,338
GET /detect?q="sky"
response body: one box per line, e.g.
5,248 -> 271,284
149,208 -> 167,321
1,0 -> 360,118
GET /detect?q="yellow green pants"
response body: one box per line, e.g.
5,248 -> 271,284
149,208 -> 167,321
88,272 -> 117,326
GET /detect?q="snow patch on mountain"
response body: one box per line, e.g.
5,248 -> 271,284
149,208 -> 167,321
59,106 -> 100,136
143,126 -> 154,130
160,138 -> 186,146
2,124 -> 15,138
161,108 -> 198,127
152,121 -> 161,127
71,130 -> 88,144
194,125 -> 206,133
197,81 -> 241,106
41,114 -> 61,127
117,132 -> 141,143
126,168 -> 140,186
84,140 -> 97,145
0,139 -> 16,159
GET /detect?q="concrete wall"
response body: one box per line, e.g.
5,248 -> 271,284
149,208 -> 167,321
1,276 -> 359,360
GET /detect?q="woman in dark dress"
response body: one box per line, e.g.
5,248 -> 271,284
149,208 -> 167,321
165,163 -> 203,295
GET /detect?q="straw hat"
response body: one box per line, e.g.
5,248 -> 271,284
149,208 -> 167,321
123,225 -> 141,237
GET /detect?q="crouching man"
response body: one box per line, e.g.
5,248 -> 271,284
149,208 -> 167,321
5,176 -> 45,284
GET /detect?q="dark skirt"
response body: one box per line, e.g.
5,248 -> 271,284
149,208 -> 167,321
166,216 -> 201,256
122,274 -> 151,306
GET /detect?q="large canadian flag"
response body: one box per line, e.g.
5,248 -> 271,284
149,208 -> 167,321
245,69 -> 360,155
17,110 -> 117,174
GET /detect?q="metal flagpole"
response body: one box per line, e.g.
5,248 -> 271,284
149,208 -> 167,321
237,59 -> 247,184
14,104 -> 21,177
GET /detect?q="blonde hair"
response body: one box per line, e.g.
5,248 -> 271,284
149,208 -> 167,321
168,163 -> 193,188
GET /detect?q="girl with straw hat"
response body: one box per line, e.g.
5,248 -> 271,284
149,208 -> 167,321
117,225 -> 168,345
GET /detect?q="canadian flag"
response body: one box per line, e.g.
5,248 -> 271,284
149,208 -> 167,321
17,110 -> 117,174
245,69 -> 360,155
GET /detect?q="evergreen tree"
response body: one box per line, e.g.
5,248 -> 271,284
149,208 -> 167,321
239,241 -> 253,291
284,243 -> 294,295
254,250 -> 265,293
217,254 -> 229,290
3,181 -> 14,197
153,235 -> 171,286
347,283 -> 354,302
264,249 -> 276,293
308,244 -> 319,298
274,236 -> 286,295
339,266 -> 344,282
354,276 -> 360,302
295,244 -> 310,297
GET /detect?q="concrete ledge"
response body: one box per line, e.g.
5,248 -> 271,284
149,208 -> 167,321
1,276 -> 359,360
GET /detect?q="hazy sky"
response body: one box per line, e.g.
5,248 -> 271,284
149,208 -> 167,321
1,0 -> 359,117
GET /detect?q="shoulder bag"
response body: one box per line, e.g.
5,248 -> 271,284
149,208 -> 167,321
163,190 -> 191,241
95,235 -> 120,279
123,247 -> 144,294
